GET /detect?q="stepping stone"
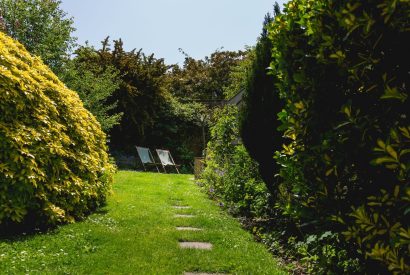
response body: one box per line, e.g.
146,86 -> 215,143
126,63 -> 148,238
173,206 -> 191,209
174,214 -> 195,218
176,227 -> 202,231
179,242 -> 212,250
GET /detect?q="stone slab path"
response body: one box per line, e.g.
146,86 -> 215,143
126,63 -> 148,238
176,227 -> 203,231
173,206 -> 192,209
179,242 -> 213,250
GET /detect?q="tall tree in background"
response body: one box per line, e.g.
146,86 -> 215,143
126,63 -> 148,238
60,45 -> 123,133
0,0 -> 75,73
167,49 -> 248,156
80,38 -> 170,151
172,49 -> 247,101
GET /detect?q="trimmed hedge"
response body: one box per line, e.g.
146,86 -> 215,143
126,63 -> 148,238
0,33 -> 115,229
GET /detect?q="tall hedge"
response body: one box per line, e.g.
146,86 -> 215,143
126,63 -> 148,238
240,18 -> 283,194
238,0 -> 409,272
0,33 -> 115,229
264,0 -> 409,272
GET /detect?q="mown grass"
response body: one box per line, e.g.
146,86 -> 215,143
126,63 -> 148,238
0,171 -> 285,274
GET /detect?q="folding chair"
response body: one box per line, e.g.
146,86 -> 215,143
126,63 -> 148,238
136,146 -> 160,172
156,149 -> 180,174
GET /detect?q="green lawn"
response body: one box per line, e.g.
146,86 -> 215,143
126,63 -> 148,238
0,171 -> 285,274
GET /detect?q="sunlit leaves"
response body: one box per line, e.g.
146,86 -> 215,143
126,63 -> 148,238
0,33 -> 114,228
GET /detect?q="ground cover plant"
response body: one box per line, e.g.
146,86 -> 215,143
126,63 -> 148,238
0,33 -> 114,230
0,171 -> 285,274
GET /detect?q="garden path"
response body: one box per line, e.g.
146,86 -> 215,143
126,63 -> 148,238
0,172 -> 285,274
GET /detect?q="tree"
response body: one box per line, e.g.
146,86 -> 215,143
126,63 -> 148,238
0,0 -> 76,73
78,38 -> 171,151
59,45 -> 123,133
165,49 -> 248,158
171,49 -> 247,101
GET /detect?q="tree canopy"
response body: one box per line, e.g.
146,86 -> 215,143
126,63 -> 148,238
0,0 -> 76,73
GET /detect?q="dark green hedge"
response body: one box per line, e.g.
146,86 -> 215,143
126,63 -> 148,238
240,23 -> 284,194
240,0 -> 409,272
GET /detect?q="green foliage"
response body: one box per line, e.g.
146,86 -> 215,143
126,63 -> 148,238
201,106 -> 270,217
0,33 -> 114,229
260,0 -> 410,272
80,38 -> 170,151
59,45 -> 123,133
344,126 -> 410,273
288,231 -> 362,274
0,0 -> 76,73
173,49 -> 247,101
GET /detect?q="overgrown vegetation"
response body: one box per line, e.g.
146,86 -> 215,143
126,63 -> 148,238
201,106 -> 271,218
0,33 -> 114,230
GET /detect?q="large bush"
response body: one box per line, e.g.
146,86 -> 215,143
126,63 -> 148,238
0,33 -> 115,229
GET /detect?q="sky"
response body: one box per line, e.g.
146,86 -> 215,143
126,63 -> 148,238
60,0 -> 286,65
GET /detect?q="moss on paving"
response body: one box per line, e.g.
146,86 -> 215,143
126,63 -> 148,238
0,171 -> 285,274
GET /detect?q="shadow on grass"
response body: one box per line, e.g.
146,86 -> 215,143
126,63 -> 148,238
0,206 -> 109,242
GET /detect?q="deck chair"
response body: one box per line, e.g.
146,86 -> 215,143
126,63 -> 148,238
136,146 -> 160,172
156,149 -> 180,174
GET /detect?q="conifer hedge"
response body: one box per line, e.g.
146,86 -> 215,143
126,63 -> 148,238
0,33 -> 115,228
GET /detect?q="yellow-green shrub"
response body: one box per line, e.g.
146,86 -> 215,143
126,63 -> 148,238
0,33 -> 115,228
